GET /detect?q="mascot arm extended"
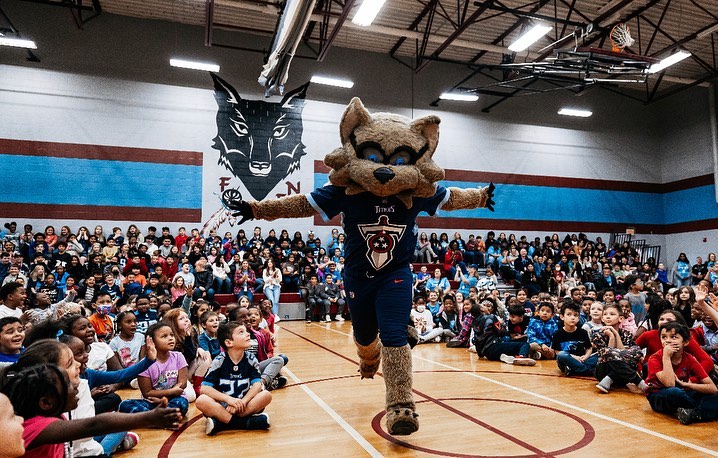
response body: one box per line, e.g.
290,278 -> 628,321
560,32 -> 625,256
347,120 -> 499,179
226,194 -> 316,223
442,183 -> 495,212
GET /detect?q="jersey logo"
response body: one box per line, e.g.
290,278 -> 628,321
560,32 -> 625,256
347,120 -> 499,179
357,215 -> 406,271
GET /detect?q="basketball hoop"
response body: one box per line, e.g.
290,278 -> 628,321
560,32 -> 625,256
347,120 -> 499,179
610,23 -> 635,52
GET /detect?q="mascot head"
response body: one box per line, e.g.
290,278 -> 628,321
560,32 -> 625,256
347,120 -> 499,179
324,98 -> 445,209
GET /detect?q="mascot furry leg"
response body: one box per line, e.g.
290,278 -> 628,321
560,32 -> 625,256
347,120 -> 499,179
226,97 -> 494,435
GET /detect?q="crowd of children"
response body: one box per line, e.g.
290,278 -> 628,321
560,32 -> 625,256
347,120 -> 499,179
0,222 -> 307,456
2,221 -> 718,457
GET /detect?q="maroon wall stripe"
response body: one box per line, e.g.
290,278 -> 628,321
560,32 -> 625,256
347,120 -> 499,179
313,214 -> 718,235
0,138 -> 203,166
313,160 -> 713,194
2,203 -> 202,223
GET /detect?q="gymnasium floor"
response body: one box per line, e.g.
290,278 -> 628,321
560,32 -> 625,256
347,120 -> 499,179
122,321 -> 718,457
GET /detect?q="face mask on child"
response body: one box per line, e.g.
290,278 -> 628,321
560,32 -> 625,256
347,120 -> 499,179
416,305 -> 426,313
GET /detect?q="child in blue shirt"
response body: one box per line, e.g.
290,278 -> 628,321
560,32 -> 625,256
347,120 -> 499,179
134,297 -> 158,335
198,311 -> 221,359
196,321 -> 272,435
527,302 -> 558,360
0,316 -> 24,363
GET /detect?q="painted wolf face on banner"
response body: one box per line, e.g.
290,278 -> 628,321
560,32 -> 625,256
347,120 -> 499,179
210,73 -> 309,200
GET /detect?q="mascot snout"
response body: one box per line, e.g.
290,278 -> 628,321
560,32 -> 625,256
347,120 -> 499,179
373,167 -> 395,184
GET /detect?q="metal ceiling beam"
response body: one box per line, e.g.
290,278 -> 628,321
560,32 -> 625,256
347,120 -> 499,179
415,0 -> 493,72
640,15 -> 714,74
389,0 -> 438,56
648,71 -> 718,104
472,1 -> 584,27
317,0 -> 356,61
642,0 -> 671,56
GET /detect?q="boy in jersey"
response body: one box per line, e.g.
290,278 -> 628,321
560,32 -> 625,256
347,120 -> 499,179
224,97 -> 494,435
197,321 -> 272,435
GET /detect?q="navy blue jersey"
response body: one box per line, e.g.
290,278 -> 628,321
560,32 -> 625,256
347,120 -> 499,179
202,352 -> 262,399
308,185 -> 449,274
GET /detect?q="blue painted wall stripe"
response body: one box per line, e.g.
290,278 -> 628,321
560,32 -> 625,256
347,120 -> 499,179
0,154 -> 202,208
314,173 -> 718,226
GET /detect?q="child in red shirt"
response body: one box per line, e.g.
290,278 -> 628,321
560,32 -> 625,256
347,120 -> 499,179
646,321 -> 718,424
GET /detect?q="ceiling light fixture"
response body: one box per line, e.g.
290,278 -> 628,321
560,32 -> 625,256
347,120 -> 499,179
0,37 -> 37,49
558,108 -> 593,117
310,75 -> 354,88
169,58 -> 220,72
508,24 -> 553,52
647,51 -> 691,74
351,0 -> 386,27
439,92 -> 479,102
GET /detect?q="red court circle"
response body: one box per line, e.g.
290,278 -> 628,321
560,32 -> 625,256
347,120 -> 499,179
371,397 -> 595,457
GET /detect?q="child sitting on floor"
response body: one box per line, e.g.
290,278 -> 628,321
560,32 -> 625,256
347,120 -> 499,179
593,303 -> 647,394
552,302 -> 594,376
118,323 -> 189,417
412,297 -> 442,344
646,321 -> 718,424
618,298 -> 637,336
526,302 -> 558,360
582,301 -> 604,335
198,311 -> 221,360
446,297 -> 479,348
196,321 -> 272,435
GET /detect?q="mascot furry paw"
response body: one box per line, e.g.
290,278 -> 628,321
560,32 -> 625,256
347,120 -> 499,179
227,98 -> 495,435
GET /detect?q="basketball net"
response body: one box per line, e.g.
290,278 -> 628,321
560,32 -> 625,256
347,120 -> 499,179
610,23 -> 635,52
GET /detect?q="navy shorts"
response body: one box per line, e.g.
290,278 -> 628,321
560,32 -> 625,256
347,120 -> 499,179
344,267 -> 413,347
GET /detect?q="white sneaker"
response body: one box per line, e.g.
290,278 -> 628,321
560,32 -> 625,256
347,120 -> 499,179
325,314 -> 332,322
336,315 -> 345,322
129,378 -> 139,389
500,354 -> 515,364
274,314 -> 281,323
433,336 -> 442,343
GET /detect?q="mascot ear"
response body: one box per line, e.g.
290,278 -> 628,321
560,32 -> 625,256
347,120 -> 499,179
410,115 -> 441,154
211,72 -> 241,106
340,98 -> 372,145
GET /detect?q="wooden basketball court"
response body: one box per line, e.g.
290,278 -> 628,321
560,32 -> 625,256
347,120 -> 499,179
121,321 -> 718,457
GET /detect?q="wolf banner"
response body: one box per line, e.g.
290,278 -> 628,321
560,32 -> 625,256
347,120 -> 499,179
210,73 -> 309,201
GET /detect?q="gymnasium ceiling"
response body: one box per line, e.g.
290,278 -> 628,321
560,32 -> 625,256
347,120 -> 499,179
5,0 -> 718,108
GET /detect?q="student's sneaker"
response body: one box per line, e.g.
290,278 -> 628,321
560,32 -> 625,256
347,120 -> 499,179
676,407 -> 701,425
336,315 -> 345,322
499,354 -> 515,364
274,314 -> 281,323
119,432 -> 139,451
267,376 -> 288,391
468,345 -> 477,353
244,413 -> 271,430
129,378 -> 139,389
595,376 -> 613,394
513,357 -> 536,366
531,352 -> 542,360
626,382 -> 648,395
205,417 -> 219,436
433,336 -> 442,343
325,314 -> 332,322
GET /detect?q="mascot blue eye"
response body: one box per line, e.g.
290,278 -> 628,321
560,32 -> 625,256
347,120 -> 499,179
389,151 -> 412,166
361,147 -> 385,163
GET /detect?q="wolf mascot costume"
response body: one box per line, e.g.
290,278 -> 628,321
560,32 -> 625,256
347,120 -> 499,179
226,98 -> 495,435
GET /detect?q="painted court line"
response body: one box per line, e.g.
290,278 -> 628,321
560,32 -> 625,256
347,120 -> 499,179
282,366 -> 383,457
319,325 -> 718,456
